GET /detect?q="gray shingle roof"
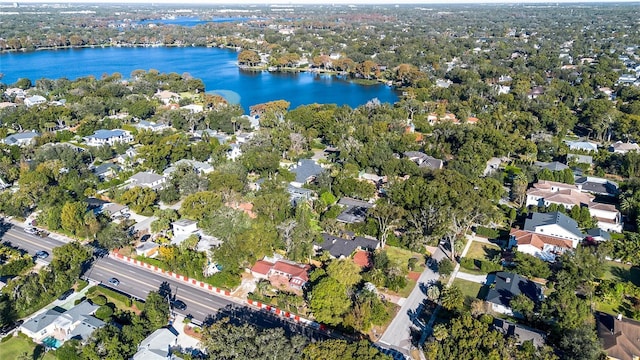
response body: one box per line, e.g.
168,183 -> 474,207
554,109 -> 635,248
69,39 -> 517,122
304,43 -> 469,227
21,309 -> 64,333
534,161 -> 569,171
523,212 -> 585,239
291,159 -> 324,184
587,228 -> 611,241
93,163 -> 120,176
316,233 -> 380,258
485,272 -> 543,308
129,172 -> 165,186
86,129 -> 127,140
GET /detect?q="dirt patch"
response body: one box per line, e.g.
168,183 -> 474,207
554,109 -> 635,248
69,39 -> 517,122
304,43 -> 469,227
408,271 -> 421,281
183,325 -> 203,340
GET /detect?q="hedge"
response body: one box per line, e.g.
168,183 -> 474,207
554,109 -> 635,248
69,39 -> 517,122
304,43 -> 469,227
475,226 -> 500,239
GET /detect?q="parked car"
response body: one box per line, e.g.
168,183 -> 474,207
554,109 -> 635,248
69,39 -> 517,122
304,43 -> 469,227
171,299 -> 187,311
0,320 -> 23,336
140,234 -> 151,243
108,277 -> 120,286
37,229 -> 49,238
35,250 -> 49,259
58,289 -> 74,301
24,227 -> 38,235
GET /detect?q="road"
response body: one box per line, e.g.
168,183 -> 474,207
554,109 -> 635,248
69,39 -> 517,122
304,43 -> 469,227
0,222 -> 330,340
378,247 -> 447,355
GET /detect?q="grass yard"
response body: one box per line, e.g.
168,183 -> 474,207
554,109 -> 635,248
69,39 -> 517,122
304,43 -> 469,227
603,261 -> 640,286
453,278 -> 483,300
385,246 -> 425,273
0,335 -> 56,360
465,241 -> 501,261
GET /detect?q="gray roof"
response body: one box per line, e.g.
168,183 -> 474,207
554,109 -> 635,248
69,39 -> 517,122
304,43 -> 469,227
129,172 -> 165,186
575,177 -> 619,196
523,212 -> 585,239
403,151 -> 443,170
534,161 -> 569,171
485,272 -> 543,309
492,319 -> 546,347
63,301 -> 100,323
137,242 -> 160,253
173,219 -> 197,227
316,233 -> 380,258
587,228 -> 611,241
338,197 -> 374,208
565,141 -> 598,152
21,309 -> 64,333
291,159 -> 324,184
93,163 -> 120,176
336,198 -> 373,224
133,328 -> 179,360
86,129 -> 128,140
567,153 -> 593,165
68,316 -> 106,341
163,159 -> 213,176
3,131 -> 40,145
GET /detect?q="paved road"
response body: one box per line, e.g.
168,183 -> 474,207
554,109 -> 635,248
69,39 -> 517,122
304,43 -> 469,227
378,247 -> 447,354
0,222 -> 331,341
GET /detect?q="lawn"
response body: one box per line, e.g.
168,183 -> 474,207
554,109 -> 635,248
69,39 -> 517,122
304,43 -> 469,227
452,278 -> 483,300
0,335 -> 56,360
603,261 -> 640,286
465,241 -> 501,261
385,246 -> 425,273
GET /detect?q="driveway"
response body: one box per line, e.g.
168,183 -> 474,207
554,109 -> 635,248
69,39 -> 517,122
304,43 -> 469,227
377,247 -> 446,354
455,271 -> 488,284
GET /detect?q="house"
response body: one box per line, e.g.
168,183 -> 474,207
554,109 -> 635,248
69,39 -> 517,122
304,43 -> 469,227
163,159 -> 213,176
526,180 -> 623,232
492,319 -> 546,347
336,197 -> 374,224
484,272 -> 543,316
20,301 -> 105,345
567,153 -> 593,165
611,141 -> 640,154
403,151 -> 443,171
250,258 -> 310,293
135,120 -> 170,132
0,102 -> 17,109
132,327 -> 181,360
154,90 -> 180,105
2,131 -> 40,146
136,242 -> 160,257
289,159 -> 324,187
92,163 -> 121,180
4,87 -> 26,98
171,219 -> 198,243
532,161 -> 569,172
575,176 -> 619,196
565,140 -> 598,152
227,144 -> 242,161
315,233 -> 380,259
126,172 -> 167,190
427,112 -> 458,125
24,95 -> 47,107
527,86 -> 544,99
241,114 -> 260,130
99,202 -> 129,219
596,312 -> 640,360
0,176 -> 10,190
116,147 -> 138,165
522,211 -> 585,243
587,228 -> 611,242
510,228 -> 575,262
83,129 -> 133,147
484,157 -> 507,177
181,104 -> 203,113
287,184 -> 314,205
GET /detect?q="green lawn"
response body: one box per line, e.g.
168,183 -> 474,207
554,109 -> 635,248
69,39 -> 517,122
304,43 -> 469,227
0,335 -> 56,360
465,241 -> 501,261
385,246 -> 425,272
452,278 -> 483,300
603,261 -> 640,286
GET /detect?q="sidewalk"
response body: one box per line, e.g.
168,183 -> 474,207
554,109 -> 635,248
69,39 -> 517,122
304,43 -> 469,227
455,271 -> 488,284
171,314 -> 203,352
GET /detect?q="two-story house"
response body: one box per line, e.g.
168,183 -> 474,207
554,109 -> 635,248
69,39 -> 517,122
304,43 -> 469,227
84,129 -> 133,147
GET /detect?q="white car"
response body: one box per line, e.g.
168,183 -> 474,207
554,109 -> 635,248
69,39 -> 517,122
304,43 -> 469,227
24,227 -> 38,235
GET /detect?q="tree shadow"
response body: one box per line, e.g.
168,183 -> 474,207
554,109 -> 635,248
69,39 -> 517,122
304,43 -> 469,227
610,266 -> 640,287
482,245 -> 501,261
158,281 -> 173,300
32,344 -> 45,360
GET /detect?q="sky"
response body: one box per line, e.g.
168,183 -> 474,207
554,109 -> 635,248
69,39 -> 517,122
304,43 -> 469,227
8,0 -> 640,4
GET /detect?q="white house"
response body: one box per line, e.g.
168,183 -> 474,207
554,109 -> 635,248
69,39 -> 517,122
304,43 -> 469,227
565,140 -> 598,152
132,328 -> 181,360
610,141 -> 640,154
24,95 -> 47,107
135,120 -> 170,132
227,144 -> 242,161
171,219 -> 198,244
2,131 -> 40,146
154,90 -> 180,105
84,129 -> 133,147
181,104 -> 203,113
126,172 -> 167,190
20,301 -> 105,345
163,159 -> 213,176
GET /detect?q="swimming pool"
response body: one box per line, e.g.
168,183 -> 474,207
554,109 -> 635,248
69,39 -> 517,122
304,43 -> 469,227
42,336 -> 62,349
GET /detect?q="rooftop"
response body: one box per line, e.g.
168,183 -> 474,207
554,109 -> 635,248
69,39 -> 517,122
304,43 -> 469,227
596,312 -> 640,360
485,271 -> 543,309
316,233 -> 380,258
523,212 -> 585,240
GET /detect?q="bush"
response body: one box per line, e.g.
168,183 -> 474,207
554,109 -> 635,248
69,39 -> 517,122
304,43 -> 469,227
76,279 -> 89,291
0,258 -> 34,276
95,305 -> 113,321
460,258 -> 476,271
479,260 -> 501,273
1,333 -> 13,342
92,295 -> 107,306
475,226 -> 500,239
438,259 -> 454,276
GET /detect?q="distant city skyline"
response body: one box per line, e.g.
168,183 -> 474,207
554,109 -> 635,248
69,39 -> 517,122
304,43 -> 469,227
7,0 -> 640,4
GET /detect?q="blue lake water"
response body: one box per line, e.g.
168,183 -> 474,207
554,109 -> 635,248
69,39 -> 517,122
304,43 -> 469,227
0,47 -> 398,112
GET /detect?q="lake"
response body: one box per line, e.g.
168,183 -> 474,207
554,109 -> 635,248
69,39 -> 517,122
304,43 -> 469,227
0,47 -> 399,112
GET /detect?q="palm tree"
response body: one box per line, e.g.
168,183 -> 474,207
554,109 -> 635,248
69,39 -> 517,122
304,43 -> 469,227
432,323 -> 449,341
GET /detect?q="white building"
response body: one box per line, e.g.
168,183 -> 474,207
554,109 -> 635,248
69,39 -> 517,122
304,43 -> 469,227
84,129 -> 133,147
24,95 -> 46,107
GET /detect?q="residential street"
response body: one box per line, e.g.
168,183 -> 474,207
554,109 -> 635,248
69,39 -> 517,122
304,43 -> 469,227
377,247 -> 446,355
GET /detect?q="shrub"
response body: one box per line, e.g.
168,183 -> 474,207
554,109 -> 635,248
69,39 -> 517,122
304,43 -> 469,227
475,226 -> 500,239
408,257 -> 419,271
438,259 -> 454,276
95,305 -> 113,321
1,333 -> 13,342
479,260 -> 501,273
92,295 -> 107,306
460,258 -> 476,271
76,279 -> 89,291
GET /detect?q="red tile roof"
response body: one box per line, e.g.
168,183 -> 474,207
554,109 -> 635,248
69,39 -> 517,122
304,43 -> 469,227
510,229 -> 574,251
250,260 -> 274,276
272,261 -> 310,282
353,250 -> 372,268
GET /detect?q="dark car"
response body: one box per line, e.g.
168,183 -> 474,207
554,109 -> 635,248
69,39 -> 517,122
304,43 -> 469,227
108,277 -> 120,286
35,250 -> 49,259
171,299 -> 187,311
0,320 -> 22,336
140,234 -> 151,243
58,289 -> 74,301
37,229 -> 49,238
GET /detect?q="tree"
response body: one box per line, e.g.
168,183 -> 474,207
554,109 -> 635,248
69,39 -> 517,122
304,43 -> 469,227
238,50 -> 261,66
440,285 -> 464,312
432,323 -> 449,341
558,327 -> 604,360
510,294 -> 535,319
96,223 -> 134,250
309,277 -> 351,326
303,339 -> 389,360
326,259 -> 362,288
438,258 -> 454,276
60,201 -> 86,235
143,291 -> 170,330
370,199 -> 403,247
119,186 -> 157,215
